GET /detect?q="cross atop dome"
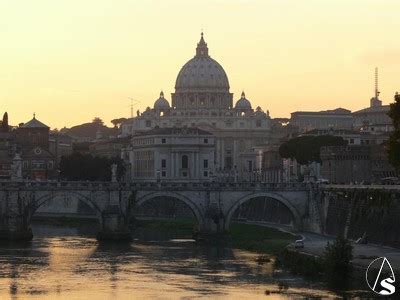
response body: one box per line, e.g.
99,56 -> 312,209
196,32 -> 209,58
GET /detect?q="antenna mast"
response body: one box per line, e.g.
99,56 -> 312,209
375,67 -> 379,98
127,97 -> 140,118
130,99 -> 133,118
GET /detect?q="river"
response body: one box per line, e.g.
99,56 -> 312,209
0,223 -> 348,299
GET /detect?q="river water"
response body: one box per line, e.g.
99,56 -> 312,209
0,223 -> 345,299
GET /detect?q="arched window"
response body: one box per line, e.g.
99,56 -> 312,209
181,155 -> 188,169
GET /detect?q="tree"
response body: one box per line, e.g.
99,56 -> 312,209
92,117 -> 104,125
111,118 -> 127,128
279,135 -> 347,165
323,235 -> 353,289
1,112 -> 8,132
60,153 -> 125,181
388,93 -> 400,169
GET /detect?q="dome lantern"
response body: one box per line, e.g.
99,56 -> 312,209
196,32 -> 209,58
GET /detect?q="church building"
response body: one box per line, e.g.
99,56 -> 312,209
122,34 -> 275,180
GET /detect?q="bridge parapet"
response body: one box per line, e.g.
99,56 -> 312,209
321,184 -> 400,192
0,180 -> 310,192
0,180 -> 123,191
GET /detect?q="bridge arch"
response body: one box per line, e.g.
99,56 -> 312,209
225,192 -> 303,230
135,191 -> 205,229
30,191 -> 103,222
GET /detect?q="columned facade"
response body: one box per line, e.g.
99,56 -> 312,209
127,127 -> 215,181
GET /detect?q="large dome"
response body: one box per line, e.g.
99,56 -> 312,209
175,33 -> 230,91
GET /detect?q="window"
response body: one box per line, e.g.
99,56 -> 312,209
248,160 -> 253,172
204,138 -> 208,144
203,171 -> 208,177
161,138 -> 166,144
225,157 -> 232,170
203,159 -> 208,168
256,120 -> 262,127
181,155 -> 188,169
162,171 -> 166,177
350,138 -> 354,144
145,120 -> 151,127
161,159 -> 166,168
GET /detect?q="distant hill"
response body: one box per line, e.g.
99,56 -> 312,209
60,118 -> 118,141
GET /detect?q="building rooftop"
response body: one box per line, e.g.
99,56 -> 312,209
20,116 -> 49,129
353,105 -> 390,114
135,127 -> 212,137
291,107 -> 352,116
303,128 -> 359,135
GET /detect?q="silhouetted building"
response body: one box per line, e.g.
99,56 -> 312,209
89,137 -> 130,158
0,112 -> 15,179
49,133 -> 73,165
320,145 -> 396,183
16,115 -> 50,149
353,82 -> 392,131
16,115 -> 56,180
126,127 -> 215,181
260,145 -> 283,182
290,108 -> 353,132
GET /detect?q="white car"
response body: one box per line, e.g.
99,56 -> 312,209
294,240 -> 304,249
316,179 -> 329,184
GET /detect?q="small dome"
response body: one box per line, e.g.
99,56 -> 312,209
154,91 -> 170,110
235,91 -> 252,110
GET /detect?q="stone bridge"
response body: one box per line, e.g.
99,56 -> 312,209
2,181 -> 398,241
0,181 -> 313,241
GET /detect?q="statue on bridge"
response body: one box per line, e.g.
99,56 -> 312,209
111,164 -> 118,182
11,153 -> 22,181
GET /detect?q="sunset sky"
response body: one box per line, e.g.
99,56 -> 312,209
1,0 -> 400,129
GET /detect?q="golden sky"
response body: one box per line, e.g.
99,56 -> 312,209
1,0 -> 400,129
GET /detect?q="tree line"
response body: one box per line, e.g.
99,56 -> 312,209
60,153 -> 125,181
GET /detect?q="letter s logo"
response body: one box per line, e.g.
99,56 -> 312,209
366,257 -> 396,296
379,278 -> 396,295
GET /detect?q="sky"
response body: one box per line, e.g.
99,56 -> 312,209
1,0 -> 400,129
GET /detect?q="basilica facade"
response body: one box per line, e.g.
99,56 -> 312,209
121,34 -> 276,180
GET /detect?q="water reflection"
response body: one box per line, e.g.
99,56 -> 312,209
0,223 -> 341,299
